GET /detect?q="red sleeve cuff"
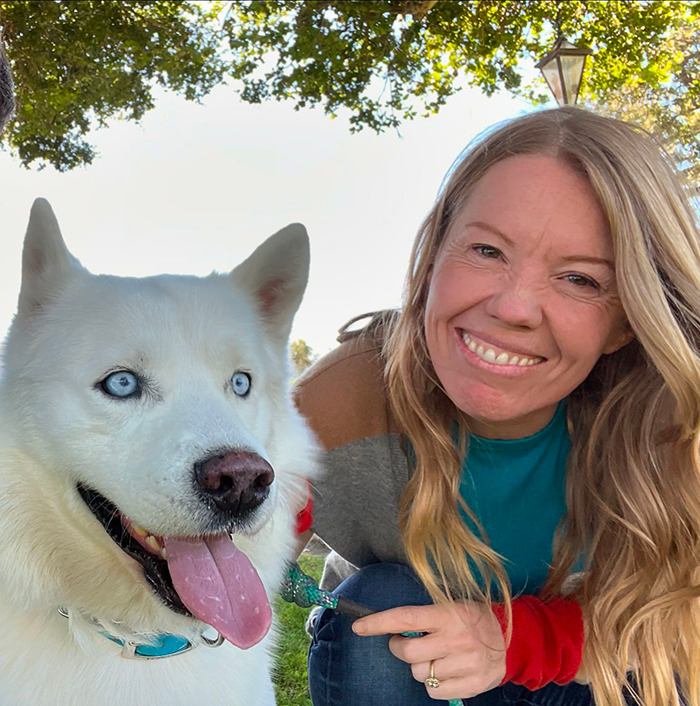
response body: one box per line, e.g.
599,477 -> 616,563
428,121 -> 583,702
491,595 -> 584,690
294,485 -> 313,535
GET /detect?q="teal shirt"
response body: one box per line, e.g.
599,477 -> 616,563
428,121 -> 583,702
460,401 -> 570,596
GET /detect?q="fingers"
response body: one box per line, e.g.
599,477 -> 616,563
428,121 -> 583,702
411,656 -> 504,701
385,623 -> 501,665
385,633 -> 504,699
352,602 -> 507,700
352,604 -> 447,637
387,632 -> 448,663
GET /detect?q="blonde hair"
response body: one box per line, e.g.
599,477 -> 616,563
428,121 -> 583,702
380,107 -> 700,706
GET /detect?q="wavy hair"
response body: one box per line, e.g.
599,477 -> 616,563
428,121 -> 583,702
379,107 -> 700,706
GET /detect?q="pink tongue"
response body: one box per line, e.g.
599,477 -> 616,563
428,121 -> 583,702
163,535 -> 272,649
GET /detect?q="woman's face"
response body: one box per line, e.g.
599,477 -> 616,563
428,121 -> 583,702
424,154 -> 632,439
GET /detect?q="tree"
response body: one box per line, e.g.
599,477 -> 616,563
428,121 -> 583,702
0,1 -> 697,177
290,338 -> 318,376
588,8 -> 700,186
0,0 -> 225,170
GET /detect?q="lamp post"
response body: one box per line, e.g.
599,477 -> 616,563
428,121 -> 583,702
536,33 -> 593,106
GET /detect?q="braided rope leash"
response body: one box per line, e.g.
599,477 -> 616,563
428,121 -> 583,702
280,562 -> 462,706
280,561 -> 376,617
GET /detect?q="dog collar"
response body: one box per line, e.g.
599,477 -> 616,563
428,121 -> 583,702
58,607 -> 224,660
102,631 -> 195,659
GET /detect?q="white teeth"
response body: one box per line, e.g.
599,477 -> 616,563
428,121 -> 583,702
125,518 -> 167,559
145,535 -> 162,553
461,332 -> 542,367
131,523 -> 148,538
147,536 -> 167,560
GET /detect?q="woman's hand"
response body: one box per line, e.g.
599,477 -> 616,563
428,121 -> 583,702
352,601 -> 506,700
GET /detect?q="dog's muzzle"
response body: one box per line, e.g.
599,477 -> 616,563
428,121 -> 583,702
77,449 -> 278,647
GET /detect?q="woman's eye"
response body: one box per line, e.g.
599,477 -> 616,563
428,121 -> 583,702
101,371 -> 140,399
565,273 -> 600,290
231,371 -> 252,398
473,244 -> 502,259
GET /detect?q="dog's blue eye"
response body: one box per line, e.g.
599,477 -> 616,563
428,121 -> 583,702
231,372 -> 251,397
102,371 -> 140,398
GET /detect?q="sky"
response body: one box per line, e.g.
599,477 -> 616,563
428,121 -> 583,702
0,80 -> 534,357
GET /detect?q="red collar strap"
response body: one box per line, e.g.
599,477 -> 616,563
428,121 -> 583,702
295,482 -> 314,535
491,595 -> 584,689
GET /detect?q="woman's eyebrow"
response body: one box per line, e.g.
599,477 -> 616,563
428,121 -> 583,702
559,254 -> 615,268
465,220 -> 514,246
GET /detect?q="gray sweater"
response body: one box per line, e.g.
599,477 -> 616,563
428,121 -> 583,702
294,332 -> 411,589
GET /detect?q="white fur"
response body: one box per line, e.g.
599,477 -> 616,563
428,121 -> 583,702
0,199 -> 319,705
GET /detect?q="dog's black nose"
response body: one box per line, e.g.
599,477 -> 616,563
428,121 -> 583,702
194,450 -> 274,518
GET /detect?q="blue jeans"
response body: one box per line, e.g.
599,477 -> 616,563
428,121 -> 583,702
307,562 -> 598,706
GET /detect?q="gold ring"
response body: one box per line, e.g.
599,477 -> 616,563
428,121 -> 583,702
425,659 -> 440,689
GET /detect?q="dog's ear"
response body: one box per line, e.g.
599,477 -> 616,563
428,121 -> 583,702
18,198 -> 82,318
231,223 -> 310,343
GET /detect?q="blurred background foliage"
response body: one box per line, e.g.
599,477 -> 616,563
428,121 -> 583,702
0,0 -> 697,184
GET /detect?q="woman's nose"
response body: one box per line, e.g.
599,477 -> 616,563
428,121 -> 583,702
484,273 -> 544,329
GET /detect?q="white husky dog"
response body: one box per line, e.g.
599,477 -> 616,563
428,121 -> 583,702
0,199 -> 318,705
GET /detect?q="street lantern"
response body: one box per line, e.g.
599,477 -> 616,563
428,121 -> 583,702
536,33 -> 593,106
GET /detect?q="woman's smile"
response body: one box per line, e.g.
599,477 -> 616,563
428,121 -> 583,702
458,330 -> 545,369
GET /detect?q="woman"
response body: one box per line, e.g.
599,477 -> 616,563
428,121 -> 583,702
294,107 -> 700,706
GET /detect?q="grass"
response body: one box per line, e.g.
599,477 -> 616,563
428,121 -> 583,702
273,553 -> 325,706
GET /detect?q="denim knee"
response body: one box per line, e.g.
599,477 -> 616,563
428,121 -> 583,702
307,562 -> 443,706
333,562 -> 433,610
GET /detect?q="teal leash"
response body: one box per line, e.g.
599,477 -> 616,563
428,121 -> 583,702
280,561 -> 374,617
281,562 -> 463,706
